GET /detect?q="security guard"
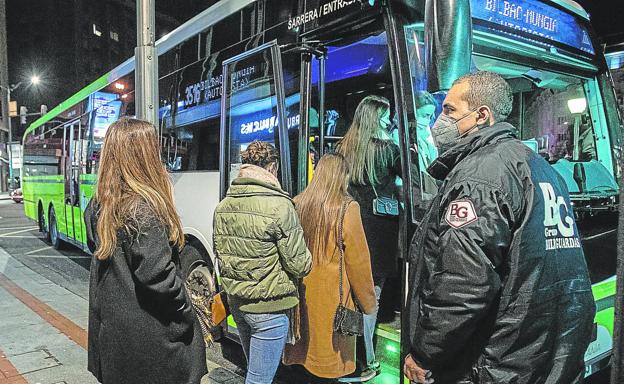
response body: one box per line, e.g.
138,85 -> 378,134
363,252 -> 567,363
404,71 -> 595,384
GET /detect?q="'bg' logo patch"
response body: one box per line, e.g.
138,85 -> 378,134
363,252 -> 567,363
445,199 -> 478,228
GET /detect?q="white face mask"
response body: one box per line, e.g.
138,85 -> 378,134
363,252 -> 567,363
430,109 -> 481,154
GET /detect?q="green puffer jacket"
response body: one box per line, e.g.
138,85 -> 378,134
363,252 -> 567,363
213,171 -> 312,313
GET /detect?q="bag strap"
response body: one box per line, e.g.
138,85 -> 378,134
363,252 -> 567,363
369,171 -> 396,200
337,199 -> 350,306
371,181 -> 379,199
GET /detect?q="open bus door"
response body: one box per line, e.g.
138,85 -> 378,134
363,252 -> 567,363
218,40 -> 293,335
219,40 -> 292,199
62,120 -> 85,245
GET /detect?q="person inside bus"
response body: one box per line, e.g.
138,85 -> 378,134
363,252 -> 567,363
404,71 -> 595,384
213,140 -> 312,384
337,95 -> 402,380
83,118 -> 207,384
284,153 -> 377,382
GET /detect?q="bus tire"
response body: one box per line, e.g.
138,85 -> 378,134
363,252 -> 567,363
48,207 -> 63,250
181,237 -> 212,276
38,202 -> 49,240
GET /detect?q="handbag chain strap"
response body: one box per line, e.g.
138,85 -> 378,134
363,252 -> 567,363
337,199 -> 350,306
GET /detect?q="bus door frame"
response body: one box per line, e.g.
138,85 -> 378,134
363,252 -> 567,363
294,8 -> 420,376
383,4 -> 426,380
287,41 -> 326,192
63,119 -> 83,244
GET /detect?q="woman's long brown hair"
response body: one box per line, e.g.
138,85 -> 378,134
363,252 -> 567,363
337,95 -> 392,185
94,118 -> 184,260
294,153 -> 350,266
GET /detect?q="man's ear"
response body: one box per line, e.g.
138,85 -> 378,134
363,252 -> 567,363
476,106 -> 494,126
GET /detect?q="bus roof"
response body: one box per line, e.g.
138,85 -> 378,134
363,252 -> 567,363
24,0 -> 256,139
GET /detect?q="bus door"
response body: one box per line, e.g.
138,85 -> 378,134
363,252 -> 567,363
219,40 -> 292,334
63,120 -> 84,244
297,16 -> 411,380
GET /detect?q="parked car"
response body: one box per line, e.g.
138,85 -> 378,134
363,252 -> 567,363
10,188 -> 23,203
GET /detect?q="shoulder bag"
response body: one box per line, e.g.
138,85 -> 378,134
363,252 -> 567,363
371,183 -> 400,217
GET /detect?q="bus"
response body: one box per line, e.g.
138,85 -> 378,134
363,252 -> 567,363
22,0 -> 621,381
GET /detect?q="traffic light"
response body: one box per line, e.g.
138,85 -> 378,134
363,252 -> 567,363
40,104 -> 48,116
8,101 -> 17,117
19,106 -> 27,124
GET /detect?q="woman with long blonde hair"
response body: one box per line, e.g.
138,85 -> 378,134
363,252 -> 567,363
284,153 -> 376,382
84,118 -> 206,384
337,95 -> 402,379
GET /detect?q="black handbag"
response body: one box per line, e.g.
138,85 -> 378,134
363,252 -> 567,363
333,200 -> 364,336
371,183 -> 399,216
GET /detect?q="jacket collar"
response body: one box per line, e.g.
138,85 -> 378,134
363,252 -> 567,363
228,165 -> 290,199
427,122 -> 517,180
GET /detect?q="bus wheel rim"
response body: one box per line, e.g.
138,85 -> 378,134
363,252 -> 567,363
51,215 -> 57,243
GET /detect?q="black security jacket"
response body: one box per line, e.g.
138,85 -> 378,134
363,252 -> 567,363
406,123 -> 595,384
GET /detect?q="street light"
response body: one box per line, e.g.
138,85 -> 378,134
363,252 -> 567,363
1,75 -> 41,190
567,97 -> 588,161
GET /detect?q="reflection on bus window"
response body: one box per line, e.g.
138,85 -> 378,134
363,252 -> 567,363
402,91 -> 440,209
403,25 -> 443,218
161,124 -> 220,172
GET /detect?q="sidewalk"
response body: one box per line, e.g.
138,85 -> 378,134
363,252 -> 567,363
0,247 -> 247,384
0,247 -> 94,384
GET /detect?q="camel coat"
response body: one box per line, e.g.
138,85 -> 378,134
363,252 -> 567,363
284,201 -> 376,378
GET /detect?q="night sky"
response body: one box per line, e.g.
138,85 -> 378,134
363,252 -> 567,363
575,0 -> 624,44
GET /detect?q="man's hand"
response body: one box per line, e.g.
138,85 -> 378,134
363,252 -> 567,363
404,354 -> 434,383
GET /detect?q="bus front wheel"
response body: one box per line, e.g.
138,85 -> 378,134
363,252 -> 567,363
38,203 -> 49,240
48,208 -> 63,250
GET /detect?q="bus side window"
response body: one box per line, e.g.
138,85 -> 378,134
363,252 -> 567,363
161,124 -> 220,173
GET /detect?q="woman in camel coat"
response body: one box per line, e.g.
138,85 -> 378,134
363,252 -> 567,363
284,153 -> 376,380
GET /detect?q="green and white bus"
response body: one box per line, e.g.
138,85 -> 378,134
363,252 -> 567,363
22,0 -> 621,380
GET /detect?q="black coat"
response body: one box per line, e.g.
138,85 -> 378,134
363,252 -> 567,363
85,201 -> 207,384
406,123 -> 595,384
348,140 -> 402,280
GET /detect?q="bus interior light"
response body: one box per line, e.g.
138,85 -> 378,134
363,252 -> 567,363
567,97 -> 587,114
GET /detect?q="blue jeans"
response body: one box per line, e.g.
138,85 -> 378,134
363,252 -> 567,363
230,307 -> 289,384
363,280 -> 384,366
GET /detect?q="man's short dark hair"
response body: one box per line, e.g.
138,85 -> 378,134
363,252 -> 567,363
453,71 -> 513,122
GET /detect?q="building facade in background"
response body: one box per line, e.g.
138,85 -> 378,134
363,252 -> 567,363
6,0 -> 178,140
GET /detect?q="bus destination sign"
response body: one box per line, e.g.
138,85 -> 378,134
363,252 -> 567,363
470,0 -> 595,54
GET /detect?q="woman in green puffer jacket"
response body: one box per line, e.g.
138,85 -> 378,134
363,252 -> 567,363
213,140 -> 312,384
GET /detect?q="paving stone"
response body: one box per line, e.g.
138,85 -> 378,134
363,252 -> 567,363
10,349 -> 60,375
